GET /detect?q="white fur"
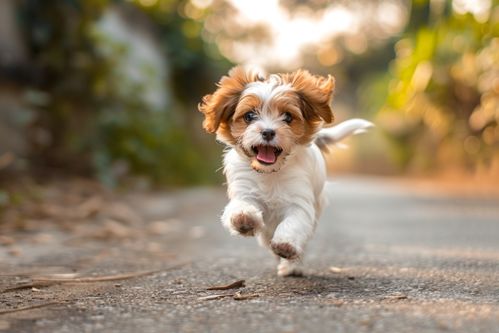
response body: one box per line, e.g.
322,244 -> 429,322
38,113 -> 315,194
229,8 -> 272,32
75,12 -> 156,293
221,119 -> 372,276
213,69 -> 373,276
243,81 -> 291,106
243,81 -> 293,132
316,118 -> 374,143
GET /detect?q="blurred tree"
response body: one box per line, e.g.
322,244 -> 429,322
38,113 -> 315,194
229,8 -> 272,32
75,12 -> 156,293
13,0 -> 229,186
376,0 -> 499,174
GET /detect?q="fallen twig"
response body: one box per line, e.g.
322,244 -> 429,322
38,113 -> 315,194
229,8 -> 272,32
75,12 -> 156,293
198,291 -> 259,301
1,271 -> 158,292
2,261 -> 189,293
329,266 -> 343,273
383,292 -> 408,300
0,268 -> 78,277
33,270 -> 159,283
206,279 -> 245,291
233,292 -> 259,300
2,282 -> 53,293
0,301 -> 62,315
198,294 -> 234,301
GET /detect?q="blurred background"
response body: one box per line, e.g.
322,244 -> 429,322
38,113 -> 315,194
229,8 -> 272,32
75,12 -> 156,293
1,2 -> 498,325
0,0 -> 498,198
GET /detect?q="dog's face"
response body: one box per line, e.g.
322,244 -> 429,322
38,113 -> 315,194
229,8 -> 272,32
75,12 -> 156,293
199,66 -> 335,173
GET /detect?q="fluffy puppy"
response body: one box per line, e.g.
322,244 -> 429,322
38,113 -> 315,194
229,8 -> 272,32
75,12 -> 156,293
199,66 -> 372,276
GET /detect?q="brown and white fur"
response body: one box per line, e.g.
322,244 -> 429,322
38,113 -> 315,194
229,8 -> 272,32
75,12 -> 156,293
199,66 -> 373,276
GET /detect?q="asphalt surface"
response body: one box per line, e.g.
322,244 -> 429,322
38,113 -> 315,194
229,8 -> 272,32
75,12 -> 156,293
1,177 -> 498,332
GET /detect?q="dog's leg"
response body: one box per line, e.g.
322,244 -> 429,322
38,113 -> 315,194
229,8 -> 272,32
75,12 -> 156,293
221,199 -> 264,237
270,206 -> 315,262
277,258 -> 303,277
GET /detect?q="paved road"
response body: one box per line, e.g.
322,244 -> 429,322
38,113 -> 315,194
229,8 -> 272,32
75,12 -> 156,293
1,177 -> 498,332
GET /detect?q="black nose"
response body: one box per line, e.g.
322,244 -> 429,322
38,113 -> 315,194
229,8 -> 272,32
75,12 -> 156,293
261,129 -> 276,141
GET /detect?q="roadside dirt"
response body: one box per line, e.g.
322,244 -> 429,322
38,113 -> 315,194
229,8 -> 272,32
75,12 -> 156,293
1,177 -> 498,333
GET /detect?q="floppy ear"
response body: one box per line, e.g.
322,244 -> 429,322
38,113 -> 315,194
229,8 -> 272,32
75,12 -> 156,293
198,66 -> 263,134
282,70 -> 335,125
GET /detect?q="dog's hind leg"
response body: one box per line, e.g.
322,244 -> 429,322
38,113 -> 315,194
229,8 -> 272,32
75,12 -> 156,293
277,258 -> 303,277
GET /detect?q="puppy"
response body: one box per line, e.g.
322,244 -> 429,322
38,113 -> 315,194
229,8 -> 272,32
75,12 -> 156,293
199,66 -> 372,276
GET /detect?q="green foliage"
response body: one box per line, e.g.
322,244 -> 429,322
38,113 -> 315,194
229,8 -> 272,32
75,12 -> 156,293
376,0 -> 499,173
16,0 -> 227,186
93,99 -> 217,186
0,191 -> 9,212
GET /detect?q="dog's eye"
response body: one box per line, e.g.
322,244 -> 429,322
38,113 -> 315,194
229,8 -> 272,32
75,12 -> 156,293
243,111 -> 257,123
283,112 -> 293,124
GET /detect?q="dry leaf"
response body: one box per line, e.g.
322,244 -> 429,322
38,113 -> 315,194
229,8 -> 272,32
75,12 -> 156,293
0,236 -> 15,246
75,196 -> 103,219
198,294 -> 233,301
32,270 -> 158,283
30,233 -> 54,244
0,301 -> 62,315
384,292 -> 408,300
329,299 -> 345,307
2,262 -> 188,293
101,219 -> 133,239
7,248 -> 21,257
329,266 -> 343,273
147,220 -> 179,235
233,292 -> 259,300
206,279 -> 245,290
39,273 -> 79,279
104,202 -> 143,225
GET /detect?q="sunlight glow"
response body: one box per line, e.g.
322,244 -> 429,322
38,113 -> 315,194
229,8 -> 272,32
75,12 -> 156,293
453,0 -> 492,22
230,0 -> 283,25
208,0 -> 407,68
191,0 -> 213,10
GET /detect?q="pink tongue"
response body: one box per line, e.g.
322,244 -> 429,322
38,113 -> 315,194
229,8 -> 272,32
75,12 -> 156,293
256,146 -> 276,164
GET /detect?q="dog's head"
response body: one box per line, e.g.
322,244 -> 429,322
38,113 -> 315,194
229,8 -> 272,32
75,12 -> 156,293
199,66 -> 335,173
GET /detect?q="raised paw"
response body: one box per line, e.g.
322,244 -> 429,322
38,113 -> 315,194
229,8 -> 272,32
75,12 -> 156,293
271,242 -> 299,260
231,213 -> 259,236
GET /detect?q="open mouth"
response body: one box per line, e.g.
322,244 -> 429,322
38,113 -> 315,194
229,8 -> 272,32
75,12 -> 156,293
252,145 -> 283,165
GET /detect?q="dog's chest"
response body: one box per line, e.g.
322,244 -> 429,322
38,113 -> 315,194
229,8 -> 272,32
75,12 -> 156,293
224,147 -> 324,210
253,169 -> 306,209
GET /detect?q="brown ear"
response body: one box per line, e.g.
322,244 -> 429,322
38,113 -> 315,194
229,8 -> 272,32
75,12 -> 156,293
282,70 -> 335,125
198,66 -> 263,134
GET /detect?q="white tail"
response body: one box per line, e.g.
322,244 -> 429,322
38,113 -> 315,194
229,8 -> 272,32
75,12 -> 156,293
315,118 -> 374,152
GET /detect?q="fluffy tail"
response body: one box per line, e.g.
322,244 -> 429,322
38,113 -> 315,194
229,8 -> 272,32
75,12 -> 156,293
315,118 -> 374,152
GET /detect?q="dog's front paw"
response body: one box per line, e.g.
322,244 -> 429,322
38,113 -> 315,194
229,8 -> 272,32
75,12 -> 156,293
271,242 -> 299,260
231,213 -> 260,236
222,201 -> 263,237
